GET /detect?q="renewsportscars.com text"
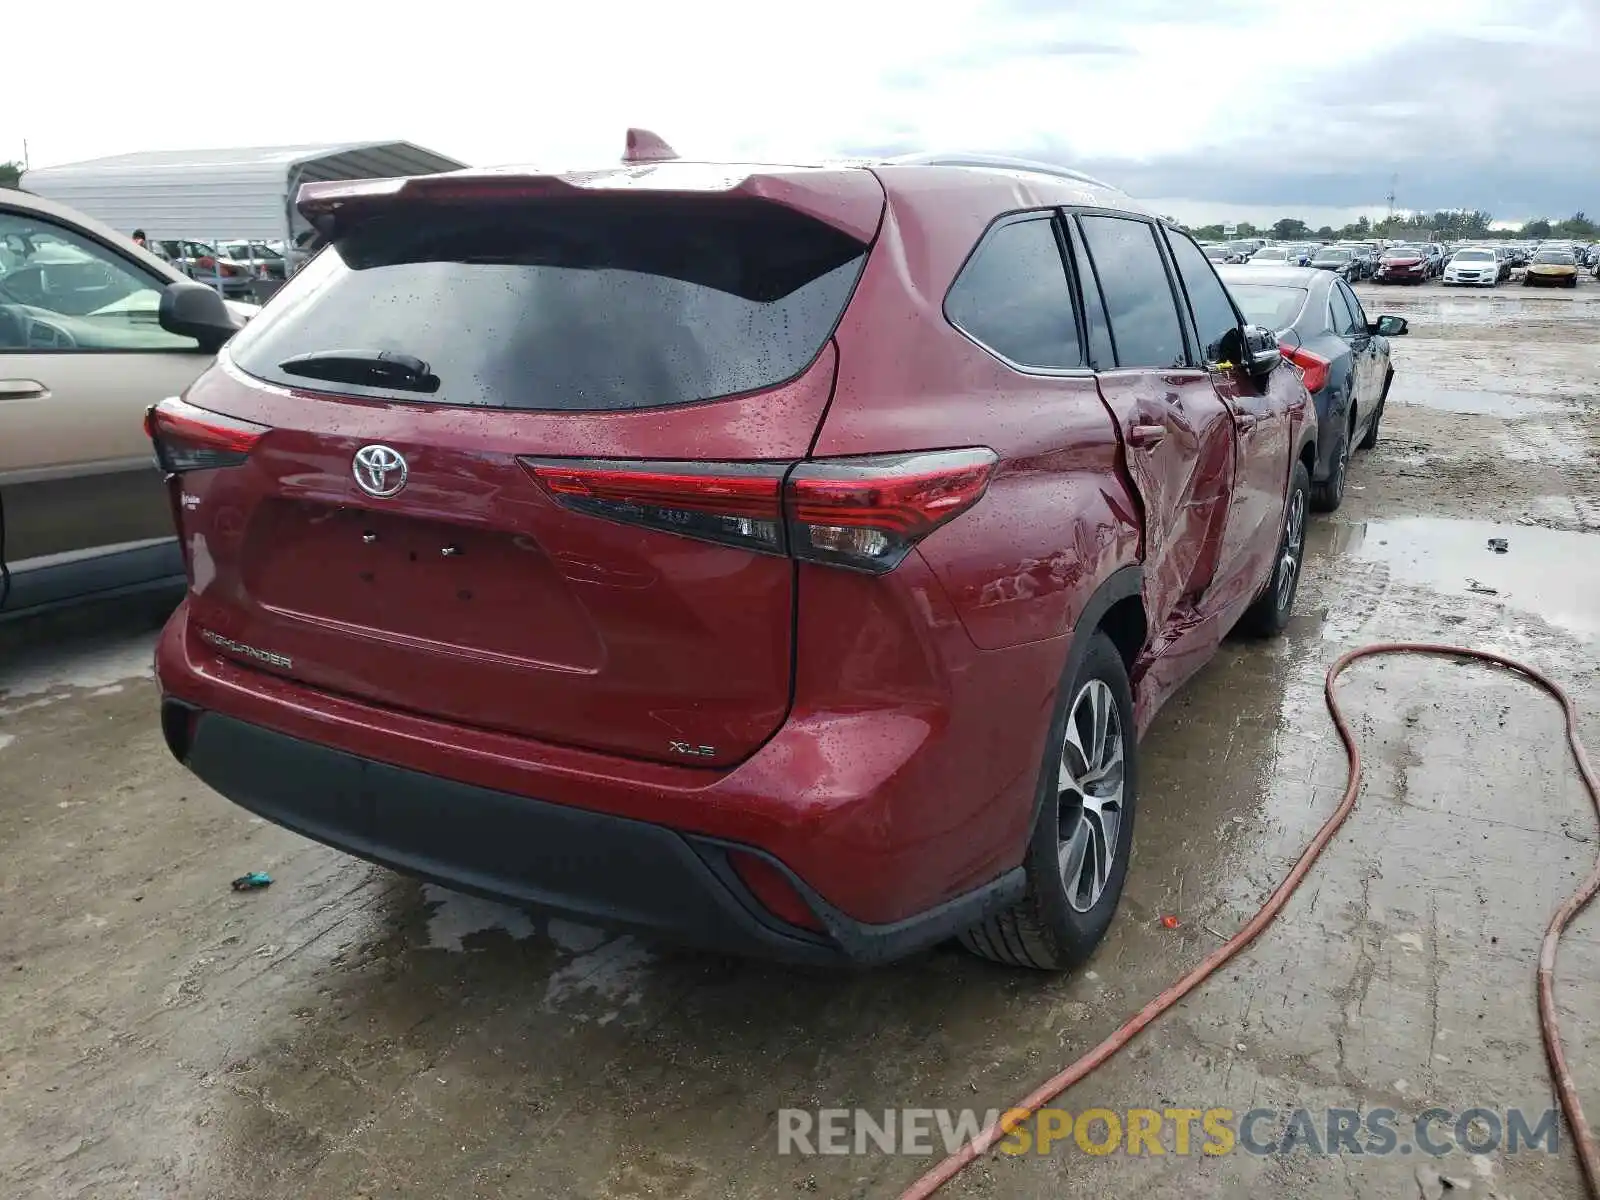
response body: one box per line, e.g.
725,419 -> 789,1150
776,1106 -> 1560,1158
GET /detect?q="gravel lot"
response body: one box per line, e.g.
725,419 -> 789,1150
3,288 -> 1598,1199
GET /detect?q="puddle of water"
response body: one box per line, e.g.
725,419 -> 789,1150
421,884 -> 536,950
1338,518 -> 1600,637
0,630 -> 157,701
1388,383 -> 1566,418
542,936 -> 654,1024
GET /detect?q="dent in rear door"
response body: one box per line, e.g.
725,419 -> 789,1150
1071,214 -> 1235,637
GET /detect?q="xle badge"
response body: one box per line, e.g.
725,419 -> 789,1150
669,741 -> 716,758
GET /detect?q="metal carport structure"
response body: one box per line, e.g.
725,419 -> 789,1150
19,141 -> 467,244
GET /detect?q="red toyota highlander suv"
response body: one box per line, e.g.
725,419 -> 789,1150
149,141 -> 1316,970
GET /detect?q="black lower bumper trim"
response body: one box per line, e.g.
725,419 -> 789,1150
176,708 -> 1023,967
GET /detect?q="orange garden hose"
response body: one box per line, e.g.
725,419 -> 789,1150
900,643 -> 1600,1198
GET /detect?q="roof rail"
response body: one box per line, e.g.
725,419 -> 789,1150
883,151 -> 1119,192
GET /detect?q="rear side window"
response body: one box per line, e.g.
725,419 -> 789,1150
227,198 -> 868,411
945,216 -> 1081,369
1165,229 -> 1242,363
1077,216 -> 1187,370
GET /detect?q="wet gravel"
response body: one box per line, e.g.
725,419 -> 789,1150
1,291 -> 1597,1200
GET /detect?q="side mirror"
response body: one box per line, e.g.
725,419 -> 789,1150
1373,315 -> 1408,337
1242,324 -> 1281,377
159,280 -> 239,353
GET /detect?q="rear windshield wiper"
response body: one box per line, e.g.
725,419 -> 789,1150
277,349 -> 441,394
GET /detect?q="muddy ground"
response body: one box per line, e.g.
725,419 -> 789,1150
2,290 -> 1597,1199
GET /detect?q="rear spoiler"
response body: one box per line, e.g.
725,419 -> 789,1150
296,163 -> 885,244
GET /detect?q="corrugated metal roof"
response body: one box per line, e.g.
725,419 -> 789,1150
19,141 -> 466,242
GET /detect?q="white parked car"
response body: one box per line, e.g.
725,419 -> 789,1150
1442,245 -> 1499,288
1247,246 -> 1292,265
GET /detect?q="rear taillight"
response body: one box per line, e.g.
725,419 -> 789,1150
145,396 -> 268,473
521,448 -> 997,574
786,449 -> 997,572
522,459 -> 787,554
1280,345 -> 1330,394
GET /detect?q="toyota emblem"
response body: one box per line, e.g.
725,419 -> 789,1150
353,444 -> 408,498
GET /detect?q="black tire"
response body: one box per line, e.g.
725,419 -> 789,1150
1311,418 -> 1351,512
1239,459 -> 1310,638
960,632 -> 1137,971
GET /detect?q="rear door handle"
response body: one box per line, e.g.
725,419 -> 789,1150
1127,422 -> 1166,449
0,378 -> 50,401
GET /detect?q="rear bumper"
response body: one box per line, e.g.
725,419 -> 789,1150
154,557 -> 1063,958
165,702 -> 1022,965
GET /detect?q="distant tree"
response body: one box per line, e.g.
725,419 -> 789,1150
1272,217 -> 1310,240
0,161 -> 20,189
1315,225 -> 1336,240
1191,224 -> 1227,241
1555,211 -> 1595,238
1235,222 -> 1257,238
1338,215 -> 1372,239
1523,218 -> 1552,239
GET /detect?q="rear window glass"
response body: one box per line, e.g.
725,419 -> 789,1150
227,198 -> 868,411
1226,283 -> 1307,331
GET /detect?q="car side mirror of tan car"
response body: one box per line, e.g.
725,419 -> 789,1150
159,280 -> 239,354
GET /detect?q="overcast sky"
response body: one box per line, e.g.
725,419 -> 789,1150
6,0 -> 1596,225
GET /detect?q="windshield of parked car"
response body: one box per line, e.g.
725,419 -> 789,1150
1317,248 -> 1351,260
1454,249 -> 1495,262
1385,246 -> 1421,257
227,197 -> 869,411
1225,283 -> 1307,331
1252,248 -> 1288,259
1533,251 -> 1576,265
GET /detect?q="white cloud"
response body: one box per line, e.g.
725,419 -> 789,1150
5,0 -> 1591,219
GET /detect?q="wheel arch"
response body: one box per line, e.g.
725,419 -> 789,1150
1025,565 -> 1143,834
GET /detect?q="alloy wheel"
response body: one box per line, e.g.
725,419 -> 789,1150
1276,486 -> 1307,611
1331,433 -> 1350,500
1058,679 -> 1126,913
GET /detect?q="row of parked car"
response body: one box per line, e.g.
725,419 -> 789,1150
1203,237 -> 1596,289
145,237 -> 312,298
2,144 -> 1418,975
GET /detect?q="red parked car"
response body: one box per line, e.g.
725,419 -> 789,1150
148,140 -> 1316,970
1374,245 -> 1428,284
